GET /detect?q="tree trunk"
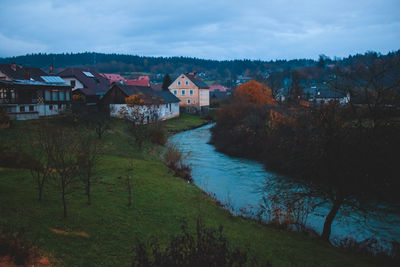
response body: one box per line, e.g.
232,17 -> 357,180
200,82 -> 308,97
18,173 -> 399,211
87,177 -> 91,205
37,172 -> 43,201
62,185 -> 67,218
321,197 -> 342,241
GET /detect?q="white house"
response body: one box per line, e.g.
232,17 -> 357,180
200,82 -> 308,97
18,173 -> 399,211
100,84 -> 180,122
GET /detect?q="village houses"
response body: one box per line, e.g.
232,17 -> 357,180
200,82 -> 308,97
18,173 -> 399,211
0,64 -> 71,120
57,67 -> 110,105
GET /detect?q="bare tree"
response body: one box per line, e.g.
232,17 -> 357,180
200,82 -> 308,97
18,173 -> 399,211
28,125 -> 52,201
42,125 -> 81,218
125,161 -> 134,207
77,135 -> 102,205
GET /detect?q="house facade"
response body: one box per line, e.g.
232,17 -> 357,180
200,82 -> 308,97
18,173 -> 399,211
168,72 -> 209,112
0,64 -> 71,120
100,84 -> 180,122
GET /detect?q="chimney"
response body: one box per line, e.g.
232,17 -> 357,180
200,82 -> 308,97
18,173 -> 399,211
49,65 -> 54,75
11,63 -> 17,71
24,71 -> 31,80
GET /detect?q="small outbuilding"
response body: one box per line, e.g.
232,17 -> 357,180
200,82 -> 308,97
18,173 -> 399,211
100,83 -> 180,122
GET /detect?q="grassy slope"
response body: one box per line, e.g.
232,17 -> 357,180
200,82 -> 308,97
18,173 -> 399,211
163,113 -> 209,133
0,115 -> 377,266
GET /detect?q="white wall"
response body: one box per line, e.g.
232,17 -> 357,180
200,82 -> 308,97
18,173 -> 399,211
37,104 -> 67,116
6,104 -> 65,120
110,103 -> 179,122
61,77 -> 84,90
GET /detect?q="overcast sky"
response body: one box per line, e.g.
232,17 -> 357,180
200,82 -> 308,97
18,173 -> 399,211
0,0 -> 399,60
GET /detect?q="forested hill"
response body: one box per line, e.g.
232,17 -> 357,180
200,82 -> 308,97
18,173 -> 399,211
0,52 -> 315,77
1,51 -> 398,84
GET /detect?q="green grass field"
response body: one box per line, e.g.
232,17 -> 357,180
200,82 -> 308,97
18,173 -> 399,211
163,113 -> 209,133
0,114 -> 378,266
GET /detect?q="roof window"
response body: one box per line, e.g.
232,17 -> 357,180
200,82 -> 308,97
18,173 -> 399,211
83,71 -> 94,77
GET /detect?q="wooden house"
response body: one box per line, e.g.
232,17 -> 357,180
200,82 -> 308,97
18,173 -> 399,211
0,64 -> 71,120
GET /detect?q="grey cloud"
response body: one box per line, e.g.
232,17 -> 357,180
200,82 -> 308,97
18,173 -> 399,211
0,0 -> 399,60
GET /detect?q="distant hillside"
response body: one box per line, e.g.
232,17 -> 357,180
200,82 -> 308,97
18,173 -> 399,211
1,50 -> 398,86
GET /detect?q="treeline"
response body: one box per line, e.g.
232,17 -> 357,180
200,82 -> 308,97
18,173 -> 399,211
211,74 -> 400,244
0,52 -> 313,81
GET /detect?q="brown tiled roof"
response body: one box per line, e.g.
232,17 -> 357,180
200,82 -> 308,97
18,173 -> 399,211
114,84 -> 180,104
184,73 -> 209,89
57,67 -> 109,96
0,64 -> 48,81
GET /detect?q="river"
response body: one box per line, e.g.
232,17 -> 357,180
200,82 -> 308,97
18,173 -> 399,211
169,123 -> 400,248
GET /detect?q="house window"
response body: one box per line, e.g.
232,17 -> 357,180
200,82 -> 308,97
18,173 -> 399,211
187,99 -> 191,104
49,105 -> 53,110
0,89 -> 5,100
66,91 -> 70,101
45,90 -> 51,101
173,90 -> 177,95
70,80 -> 76,88
189,89 -> 193,95
181,90 -> 185,95
169,103 -> 171,111
20,106 -> 25,112
185,81 -> 189,85
52,91 -> 58,101
177,81 -> 181,86
59,91 -> 65,101
193,100 -> 196,104
29,105 -> 34,112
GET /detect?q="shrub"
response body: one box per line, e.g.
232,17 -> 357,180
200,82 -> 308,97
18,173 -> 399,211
132,218 -> 267,267
0,228 -> 37,266
148,122 -> 167,145
0,108 -> 10,129
164,143 -> 193,183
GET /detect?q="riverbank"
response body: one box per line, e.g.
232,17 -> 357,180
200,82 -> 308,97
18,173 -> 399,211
164,113 -> 210,133
0,115 -> 379,266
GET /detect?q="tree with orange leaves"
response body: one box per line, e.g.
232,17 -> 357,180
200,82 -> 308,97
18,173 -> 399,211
118,92 -> 164,149
234,80 -> 276,105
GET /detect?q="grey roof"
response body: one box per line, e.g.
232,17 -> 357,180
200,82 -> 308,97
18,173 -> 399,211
115,84 -> 180,104
57,67 -> 109,96
185,73 -> 209,89
157,90 -> 181,103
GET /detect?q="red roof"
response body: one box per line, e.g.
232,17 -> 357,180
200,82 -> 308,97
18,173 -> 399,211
100,73 -> 126,84
208,84 -> 229,92
126,76 -> 150,87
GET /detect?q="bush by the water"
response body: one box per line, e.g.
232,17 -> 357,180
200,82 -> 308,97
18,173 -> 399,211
164,143 -> 193,183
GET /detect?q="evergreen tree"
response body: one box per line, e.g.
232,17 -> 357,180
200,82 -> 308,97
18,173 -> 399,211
162,74 -> 172,91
